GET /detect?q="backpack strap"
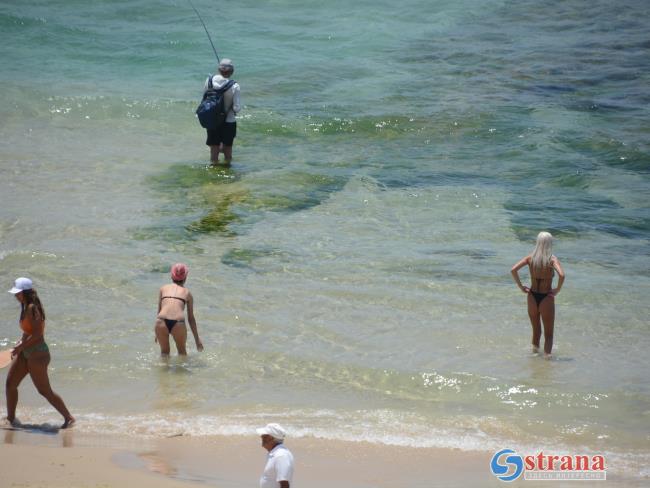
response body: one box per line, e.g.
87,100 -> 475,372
207,74 -> 213,89
218,79 -> 235,93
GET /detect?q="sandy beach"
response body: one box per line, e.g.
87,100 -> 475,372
1,428 -> 645,487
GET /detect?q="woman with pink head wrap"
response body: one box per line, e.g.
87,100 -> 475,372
154,263 -> 203,356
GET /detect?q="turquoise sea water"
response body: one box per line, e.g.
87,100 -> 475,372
1,0 -> 649,481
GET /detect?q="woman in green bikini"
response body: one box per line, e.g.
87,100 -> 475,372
5,277 -> 75,428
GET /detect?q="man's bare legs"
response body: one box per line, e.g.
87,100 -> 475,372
210,145 -> 221,165
222,145 -> 232,165
210,144 -> 232,166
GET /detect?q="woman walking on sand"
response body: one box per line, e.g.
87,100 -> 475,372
5,277 -> 75,428
155,263 -> 203,356
511,232 -> 566,358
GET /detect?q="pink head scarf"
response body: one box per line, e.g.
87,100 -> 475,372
171,263 -> 188,282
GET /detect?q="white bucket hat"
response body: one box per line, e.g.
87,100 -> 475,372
256,423 -> 286,441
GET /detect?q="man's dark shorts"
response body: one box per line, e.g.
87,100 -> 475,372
206,122 -> 237,147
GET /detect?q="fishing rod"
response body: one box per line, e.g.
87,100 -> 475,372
187,0 -> 220,63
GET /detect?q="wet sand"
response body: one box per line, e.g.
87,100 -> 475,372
0,428 -> 645,487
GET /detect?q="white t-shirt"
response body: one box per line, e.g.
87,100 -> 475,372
260,444 -> 294,488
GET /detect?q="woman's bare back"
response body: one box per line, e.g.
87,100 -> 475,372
529,257 -> 556,293
158,284 -> 190,321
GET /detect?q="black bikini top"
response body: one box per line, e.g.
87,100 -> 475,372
161,285 -> 187,304
161,295 -> 186,304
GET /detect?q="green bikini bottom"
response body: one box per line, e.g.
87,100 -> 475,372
22,341 -> 49,359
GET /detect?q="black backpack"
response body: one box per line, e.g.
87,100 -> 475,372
196,76 -> 235,130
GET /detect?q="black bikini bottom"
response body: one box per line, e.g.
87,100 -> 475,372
531,291 -> 550,306
163,319 -> 184,333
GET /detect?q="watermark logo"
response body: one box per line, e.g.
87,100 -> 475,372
490,449 -> 606,481
491,449 -> 524,482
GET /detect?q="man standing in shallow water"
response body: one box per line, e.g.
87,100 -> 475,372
204,58 -> 241,166
257,423 -> 294,488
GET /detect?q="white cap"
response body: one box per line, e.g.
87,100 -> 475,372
9,277 -> 33,294
256,423 -> 286,441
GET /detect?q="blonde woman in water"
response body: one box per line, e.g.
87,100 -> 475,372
511,232 -> 565,357
155,263 -> 203,356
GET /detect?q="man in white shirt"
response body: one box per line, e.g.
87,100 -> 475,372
257,423 -> 294,488
203,58 -> 241,166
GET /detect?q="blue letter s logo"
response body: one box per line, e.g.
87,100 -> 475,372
490,448 -> 524,482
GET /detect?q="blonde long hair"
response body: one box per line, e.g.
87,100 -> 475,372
530,231 -> 553,270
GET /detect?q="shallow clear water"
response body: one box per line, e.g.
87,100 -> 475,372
1,0 -> 649,478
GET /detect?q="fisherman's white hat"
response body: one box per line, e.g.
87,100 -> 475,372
219,58 -> 234,70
